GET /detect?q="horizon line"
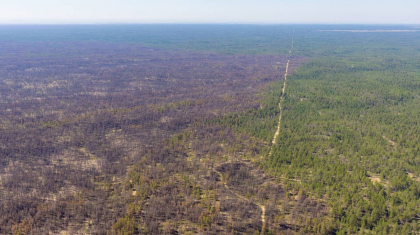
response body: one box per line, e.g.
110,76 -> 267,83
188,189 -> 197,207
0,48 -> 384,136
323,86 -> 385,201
1,22 -> 419,26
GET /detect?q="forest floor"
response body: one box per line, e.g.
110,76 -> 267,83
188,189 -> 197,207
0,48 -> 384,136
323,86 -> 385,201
0,38 -> 317,234
382,135 -> 397,149
208,36 -> 296,233
214,161 -> 267,233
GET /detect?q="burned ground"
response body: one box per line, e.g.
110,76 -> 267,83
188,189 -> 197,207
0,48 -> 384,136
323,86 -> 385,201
0,41 -> 315,234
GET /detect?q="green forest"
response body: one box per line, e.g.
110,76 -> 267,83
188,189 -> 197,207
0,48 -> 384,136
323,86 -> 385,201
192,26 -> 420,234
229,28 -> 420,234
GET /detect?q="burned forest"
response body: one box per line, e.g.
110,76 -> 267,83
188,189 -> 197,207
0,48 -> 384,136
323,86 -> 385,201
0,40 -> 317,234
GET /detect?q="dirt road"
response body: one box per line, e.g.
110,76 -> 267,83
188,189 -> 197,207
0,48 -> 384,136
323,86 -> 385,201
269,38 -> 294,155
214,163 -> 267,234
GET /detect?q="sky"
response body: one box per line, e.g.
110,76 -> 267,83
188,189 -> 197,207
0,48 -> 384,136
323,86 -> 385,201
0,0 -> 419,24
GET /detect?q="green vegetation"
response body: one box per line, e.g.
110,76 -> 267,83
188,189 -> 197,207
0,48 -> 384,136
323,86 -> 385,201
209,82 -> 283,144
269,29 -> 420,233
202,27 -> 420,233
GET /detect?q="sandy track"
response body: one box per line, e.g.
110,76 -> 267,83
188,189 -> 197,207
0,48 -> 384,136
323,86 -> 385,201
213,36 -> 295,234
269,37 -> 294,156
214,167 -> 267,233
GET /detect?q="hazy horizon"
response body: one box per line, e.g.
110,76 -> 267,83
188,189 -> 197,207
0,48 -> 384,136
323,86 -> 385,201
1,0 -> 419,25
2,22 -> 419,26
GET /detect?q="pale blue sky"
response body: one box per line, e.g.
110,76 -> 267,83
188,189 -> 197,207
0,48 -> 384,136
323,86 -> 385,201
0,0 -> 419,24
